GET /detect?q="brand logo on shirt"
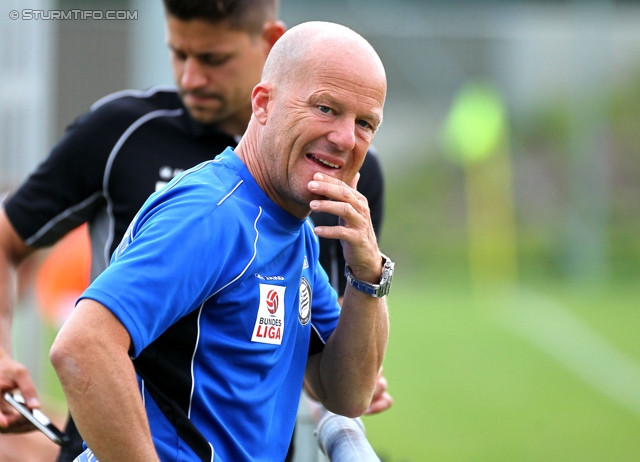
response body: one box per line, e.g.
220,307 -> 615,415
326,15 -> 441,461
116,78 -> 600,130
252,284 -> 286,345
254,273 -> 285,281
299,277 -> 311,326
156,166 -> 185,191
303,256 -> 309,270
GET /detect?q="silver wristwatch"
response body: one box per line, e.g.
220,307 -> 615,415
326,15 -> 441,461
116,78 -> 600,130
345,253 -> 395,298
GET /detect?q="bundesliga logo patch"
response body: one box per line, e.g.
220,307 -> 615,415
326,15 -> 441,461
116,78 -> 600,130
252,284 -> 286,345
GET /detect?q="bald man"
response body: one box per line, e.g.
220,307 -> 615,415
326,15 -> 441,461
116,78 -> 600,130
50,21 -> 392,462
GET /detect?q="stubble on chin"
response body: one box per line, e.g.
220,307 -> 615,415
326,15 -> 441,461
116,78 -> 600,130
182,102 -> 220,124
180,94 -> 226,125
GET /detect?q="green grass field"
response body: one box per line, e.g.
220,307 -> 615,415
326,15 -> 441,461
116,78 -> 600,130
362,269 -> 640,462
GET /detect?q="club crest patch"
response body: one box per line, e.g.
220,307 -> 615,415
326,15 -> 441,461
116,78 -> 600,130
252,284 -> 286,345
299,277 -> 311,326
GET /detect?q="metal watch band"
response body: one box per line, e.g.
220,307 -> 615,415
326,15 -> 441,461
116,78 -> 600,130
344,253 -> 394,298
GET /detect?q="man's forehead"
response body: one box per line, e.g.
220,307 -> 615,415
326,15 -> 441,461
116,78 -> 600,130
306,70 -> 385,103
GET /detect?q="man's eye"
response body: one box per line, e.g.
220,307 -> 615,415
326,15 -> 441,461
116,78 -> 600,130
173,51 -> 187,62
318,106 -> 332,114
357,119 -> 372,129
201,55 -> 231,66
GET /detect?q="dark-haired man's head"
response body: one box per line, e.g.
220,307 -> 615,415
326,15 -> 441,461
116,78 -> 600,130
162,0 -> 284,135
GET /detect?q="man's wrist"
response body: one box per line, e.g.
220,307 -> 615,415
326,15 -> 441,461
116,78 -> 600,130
345,253 -> 394,298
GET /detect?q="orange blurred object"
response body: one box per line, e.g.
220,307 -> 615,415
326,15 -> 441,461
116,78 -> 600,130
35,224 -> 91,327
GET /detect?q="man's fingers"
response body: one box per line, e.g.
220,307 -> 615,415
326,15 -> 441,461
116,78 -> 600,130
310,202 -> 365,244
312,172 -> 344,185
363,369 -> 392,415
13,375 -> 40,409
310,199 -> 353,220
0,401 -> 34,434
364,391 -> 393,415
0,407 -> 9,429
0,420 -> 37,434
373,374 -> 388,396
348,172 -> 360,190
0,357 -> 41,409
309,173 -> 364,204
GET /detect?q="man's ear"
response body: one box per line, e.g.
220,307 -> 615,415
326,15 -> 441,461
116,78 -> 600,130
251,83 -> 271,125
262,20 -> 286,50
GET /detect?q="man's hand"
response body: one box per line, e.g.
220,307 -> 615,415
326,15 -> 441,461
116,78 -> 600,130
305,366 -> 393,417
309,172 -> 382,283
364,368 -> 393,415
0,350 -> 40,432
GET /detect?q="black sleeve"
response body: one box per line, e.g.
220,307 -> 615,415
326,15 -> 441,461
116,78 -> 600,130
310,147 -> 385,296
3,100 -> 139,248
308,329 -> 326,357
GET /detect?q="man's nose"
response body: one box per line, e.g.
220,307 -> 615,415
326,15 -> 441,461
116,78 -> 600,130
327,118 -> 357,152
181,57 -> 207,90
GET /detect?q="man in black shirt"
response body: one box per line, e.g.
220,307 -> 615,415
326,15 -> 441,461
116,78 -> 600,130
0,1 -> 389,460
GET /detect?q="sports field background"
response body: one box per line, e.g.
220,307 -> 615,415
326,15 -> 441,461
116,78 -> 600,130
358,111 -> 640,460
362,272 -> 640,461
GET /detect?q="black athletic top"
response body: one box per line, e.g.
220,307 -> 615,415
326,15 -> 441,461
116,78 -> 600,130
2,86 -> 384,461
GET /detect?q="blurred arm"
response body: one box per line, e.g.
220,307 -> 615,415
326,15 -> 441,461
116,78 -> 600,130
0,208 -> 33,352
0,208 -> 41,430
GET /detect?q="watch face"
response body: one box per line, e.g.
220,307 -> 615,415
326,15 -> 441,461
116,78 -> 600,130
345,255 -> 394,297
379,254 -> 394,295
381,256 -> 394,282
